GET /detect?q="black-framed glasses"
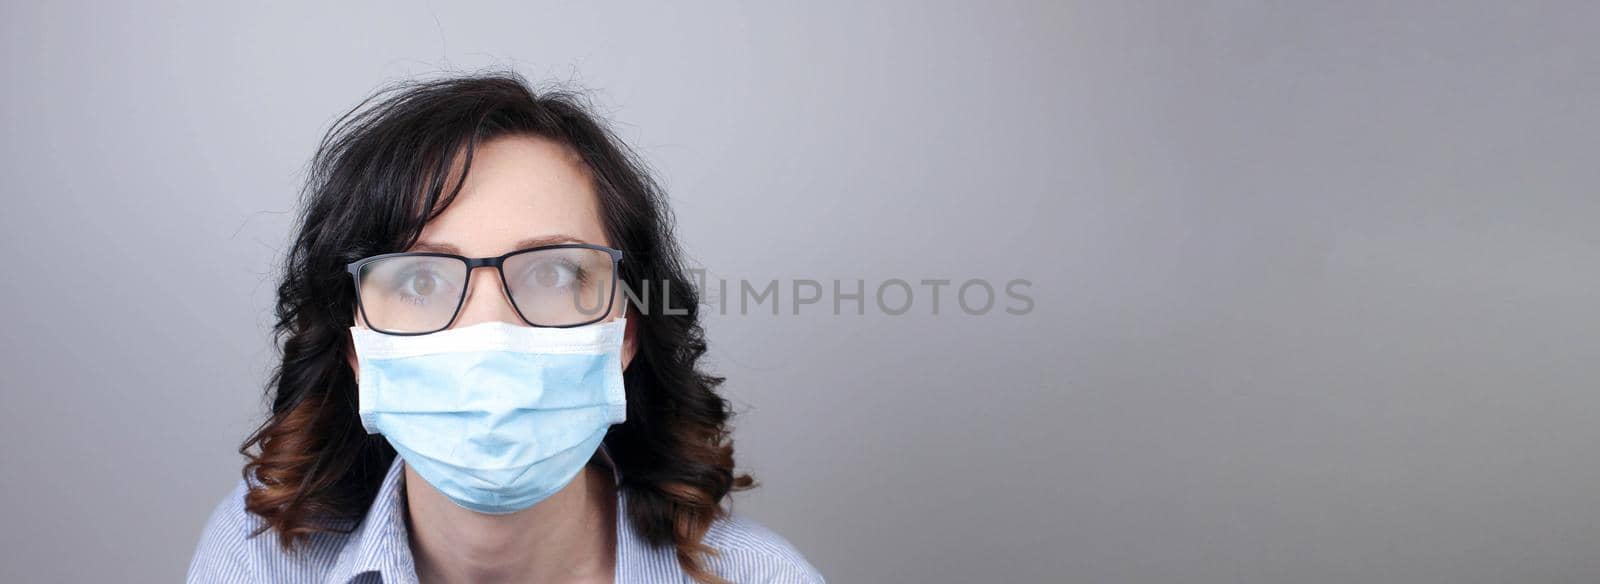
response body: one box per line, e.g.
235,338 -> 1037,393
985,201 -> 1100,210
346,243 -> 624,336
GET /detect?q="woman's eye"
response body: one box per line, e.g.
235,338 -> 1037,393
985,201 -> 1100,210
395,269 -> 447,301
524,261 -> 579,290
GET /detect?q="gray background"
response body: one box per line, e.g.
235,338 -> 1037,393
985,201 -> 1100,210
2,1 -> 1597,582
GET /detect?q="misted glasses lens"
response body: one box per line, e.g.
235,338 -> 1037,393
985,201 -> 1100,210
356,256 -> 469,334
502,247 -> 617,326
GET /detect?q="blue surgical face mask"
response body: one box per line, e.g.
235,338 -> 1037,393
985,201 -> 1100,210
349,317 -> 628,515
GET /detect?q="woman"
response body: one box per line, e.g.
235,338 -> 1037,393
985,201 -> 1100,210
187,71 -> 823,584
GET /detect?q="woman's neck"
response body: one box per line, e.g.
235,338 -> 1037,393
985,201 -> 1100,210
402,461 -> 617,584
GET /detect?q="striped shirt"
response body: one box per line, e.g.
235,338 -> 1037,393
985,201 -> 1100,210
187,444 -> 824,583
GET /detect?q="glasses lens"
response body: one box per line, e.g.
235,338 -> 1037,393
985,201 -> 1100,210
356,255 -> 469,333
503,247 -> 617,326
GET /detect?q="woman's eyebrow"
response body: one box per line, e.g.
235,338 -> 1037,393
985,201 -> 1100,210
410,234 -> 589,254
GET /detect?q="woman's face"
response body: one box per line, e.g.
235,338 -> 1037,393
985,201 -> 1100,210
347,134 -> 637,375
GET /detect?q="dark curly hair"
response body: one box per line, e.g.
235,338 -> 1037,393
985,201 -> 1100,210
238,70 -> 754,584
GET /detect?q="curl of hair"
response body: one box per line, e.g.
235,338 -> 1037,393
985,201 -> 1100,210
238,70 -> 755,584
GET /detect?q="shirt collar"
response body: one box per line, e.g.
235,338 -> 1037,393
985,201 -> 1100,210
325,454 -> 417,584
326,442 -> 625,584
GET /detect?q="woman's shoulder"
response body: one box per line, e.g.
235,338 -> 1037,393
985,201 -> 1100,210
698,509 -> 826,584
188,479 -> 263,581
186,478 -> 351,583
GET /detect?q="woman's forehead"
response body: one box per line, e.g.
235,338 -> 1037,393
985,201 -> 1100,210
414,135 -> 607,255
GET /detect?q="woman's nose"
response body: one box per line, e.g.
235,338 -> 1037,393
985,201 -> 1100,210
450,266 -> 524,328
